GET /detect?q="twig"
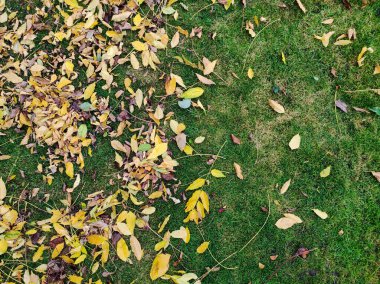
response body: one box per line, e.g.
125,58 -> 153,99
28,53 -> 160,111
191,3 -> 215,20
176,153 -> 225,160
241,19 -> 280,72
343,88 -> 379,94
196,195 -> 271,282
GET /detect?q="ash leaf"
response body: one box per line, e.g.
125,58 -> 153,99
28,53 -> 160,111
335,100 -> 348,113
230,134 -> 241,145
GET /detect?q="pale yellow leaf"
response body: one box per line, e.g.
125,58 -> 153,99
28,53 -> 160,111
0,177 -> 6,200
314,31 -> 335,47
247,68 -> 254,79
295,0 -> 307,13
65,162 -> 74,179
312,209 -> 328,219
130,235 -> 143,261
280,179 -> 291,194
289,134 -> 301,150
171,31 -> 180,48
334,40 -> 352,46
234,162 -> 243,179
268,99 -> 285,113
320,166 -> 331,178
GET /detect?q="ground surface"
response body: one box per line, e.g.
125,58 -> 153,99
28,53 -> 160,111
1,0 -> 380,283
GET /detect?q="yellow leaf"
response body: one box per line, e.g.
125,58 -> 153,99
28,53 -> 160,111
289,134 -> 301,150
57,77 -> 72,89
131,41 -> 148,51
312,209 -> 328,219
179,87 -> 204,99
183,144 -> 193,155
65,162 -> 74,179
0,177 -> 6,200
130,53 -> 140,69
275,214 -> 302,229
53,223 -> 69,237
165,77 -> 176,95
196,241 -> 209,254
147,143 -> 167,160
117,238 -> 130,262
281,52 -> 286,64
186,178 -> 206,191
74,254 -> 86,264
199,190 -> 209,212
68,275 -> 83,284
171,226 -> 190,243
247,68 -> 254,79
150,253 -> 171,280
101,241 -> 109,263
211,169 -> 225,178
268,99 -> 285,114
0,238 -> 8,255
87,235 -> 107,245
320,166 -> 331,178
64,0 -> 80,9
83,82 -> 96,100
52,242 -> 64,258
32,245 -> 45,262
148,191 -> 163,199
158,215 -> 170,233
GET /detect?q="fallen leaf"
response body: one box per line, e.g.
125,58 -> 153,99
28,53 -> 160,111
314,31 -> 335,47
374,65 -> 380,75
289,134 -> 301,150
186,178 -> 206,190
202,57 -> 217,75
171,31 -> 180,48
150,253 -> 170,280
196,241 -> 209,254
371,172 -> 380,182
334,40 -> 352,46
179,87 -> 204,99
320,166 -> 331,178
0,178 -> 6,200
234,163 -> 243,179
230,134 -> 241,145
259,262 -> 265,269
322,18 -> 334,25
275,213 -> 302,229
312,209 -> 328,219
268,99 -> 285,113
280,179 -> 291,194
196,73 -> 215,85
65,162 -> 74,179
295,0 -> 307,13
211,169 -> 226,178
247,68 -> 254,79
335,100 -> 348,113
130,236 -> 143,261
117,238 -> 130,262
194,136 -> 205,144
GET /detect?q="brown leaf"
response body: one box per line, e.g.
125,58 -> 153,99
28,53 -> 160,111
230,134 -> 241,145
342,0 -> 352,10
280,179 -> 291,194
268,99 -> 285,113
233,162 -> 244,179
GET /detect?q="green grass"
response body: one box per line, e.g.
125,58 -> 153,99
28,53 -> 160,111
1,0 -> 380,283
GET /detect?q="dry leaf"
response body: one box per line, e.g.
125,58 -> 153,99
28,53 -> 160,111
275,213 -> 302,229
374,65 -> 380,75
322,18 -> 334,25
312,209 -> 328,219
295,0 -> 307,13
202,57 -> 217,75
234,162 -> 243,179
314,31 -> 335,47
130,236 -> 143,261
171,31 -> 180,48
280,179 -> 291,194
268,99 -> 285,113
289,134 -> 301,150
196,73 -> 215,85
371,172 -> 380,182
